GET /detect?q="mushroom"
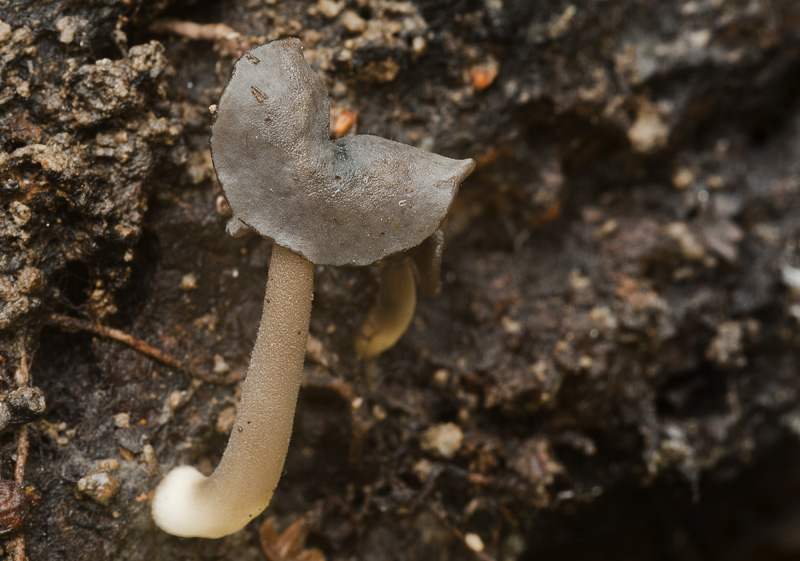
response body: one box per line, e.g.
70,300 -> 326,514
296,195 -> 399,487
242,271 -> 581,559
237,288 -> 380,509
353,254 -> 417,359
151,38 -> 475,539
353,229 -> 447,358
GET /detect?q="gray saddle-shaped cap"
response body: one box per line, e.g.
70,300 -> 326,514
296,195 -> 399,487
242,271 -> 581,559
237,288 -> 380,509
211,38 -> 475,267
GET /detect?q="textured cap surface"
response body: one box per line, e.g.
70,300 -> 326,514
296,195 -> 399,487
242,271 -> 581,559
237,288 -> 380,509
211,38 -> 475,266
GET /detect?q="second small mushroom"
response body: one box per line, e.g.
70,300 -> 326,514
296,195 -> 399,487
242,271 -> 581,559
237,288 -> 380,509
152,38 -> 475,538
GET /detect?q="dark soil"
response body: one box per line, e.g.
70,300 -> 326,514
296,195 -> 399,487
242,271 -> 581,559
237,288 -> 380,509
1,0 -> 800,559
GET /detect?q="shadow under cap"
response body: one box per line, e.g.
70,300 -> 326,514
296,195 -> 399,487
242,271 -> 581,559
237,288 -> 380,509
211,38 -> 476,267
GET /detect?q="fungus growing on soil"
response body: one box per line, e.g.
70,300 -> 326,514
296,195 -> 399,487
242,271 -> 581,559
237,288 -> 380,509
353,229 -> 448,358
151,38 -> 475,538
353,254 -> 417,359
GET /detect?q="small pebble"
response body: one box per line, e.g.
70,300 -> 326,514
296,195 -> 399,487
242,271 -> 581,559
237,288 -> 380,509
167,390 -> 188,415
317,0 -> 343,19
9,202 -> 31,226
341,10 -> 366,33
216,406 -> 236,434
181,273 -> 197,292
672,167 -> 695,189
213,354 -> 230,375
372,404 -> 387,421
17,267 -> 44,295
412,36 -> 427,56
113,412 -> 130,428
413,458 -> 435,481
420,422 -> 463,459
77,471 -> 120,506
465,533 -> 484,552
54,16 -> 86,45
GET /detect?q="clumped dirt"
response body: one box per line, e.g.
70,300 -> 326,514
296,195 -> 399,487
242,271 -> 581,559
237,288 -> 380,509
1,0 -> 800,560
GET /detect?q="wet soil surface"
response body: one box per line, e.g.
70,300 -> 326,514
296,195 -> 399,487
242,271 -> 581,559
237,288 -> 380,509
1,0 -> 800,559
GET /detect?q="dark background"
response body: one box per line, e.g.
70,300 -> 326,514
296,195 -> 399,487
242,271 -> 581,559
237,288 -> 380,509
1,0 -> 800,559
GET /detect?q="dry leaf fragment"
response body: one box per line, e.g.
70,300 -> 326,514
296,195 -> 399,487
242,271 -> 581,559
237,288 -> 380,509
259,518 -> 325,561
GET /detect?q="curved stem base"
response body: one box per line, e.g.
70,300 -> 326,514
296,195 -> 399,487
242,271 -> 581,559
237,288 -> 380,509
152,245 -> 314,538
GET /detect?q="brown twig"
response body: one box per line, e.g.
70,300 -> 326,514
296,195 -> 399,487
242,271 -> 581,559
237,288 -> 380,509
12,423 -> 28,561
48,313 -> 187,374
12,346 -> 30,561
14,426 -> 28,487
149,19 -> 250,55
13,344 -> 29,388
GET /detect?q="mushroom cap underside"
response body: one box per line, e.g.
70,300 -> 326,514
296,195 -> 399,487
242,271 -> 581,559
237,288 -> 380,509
211,38 -> 476,267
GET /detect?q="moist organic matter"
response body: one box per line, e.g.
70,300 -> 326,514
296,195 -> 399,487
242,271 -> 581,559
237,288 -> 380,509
2,1 -> 800,560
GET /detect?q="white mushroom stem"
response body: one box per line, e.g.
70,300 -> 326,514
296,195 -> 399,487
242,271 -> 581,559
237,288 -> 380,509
354,256 -> 417,358
152,244 -> 314,538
